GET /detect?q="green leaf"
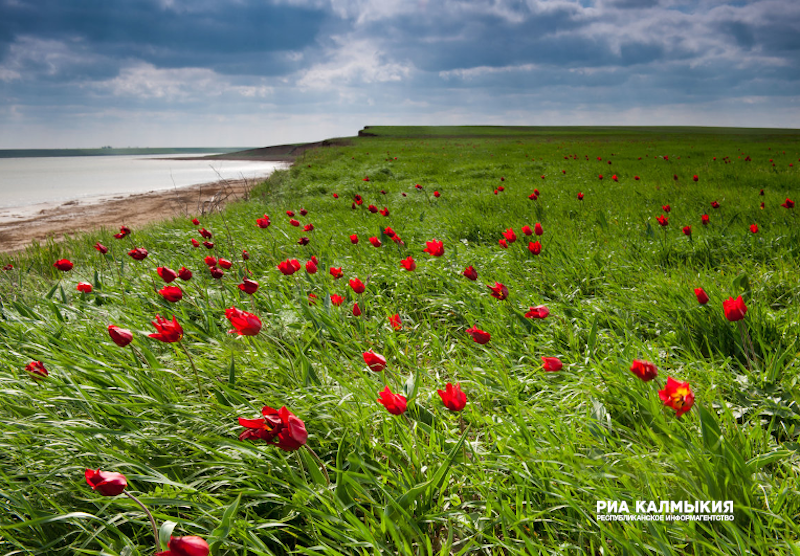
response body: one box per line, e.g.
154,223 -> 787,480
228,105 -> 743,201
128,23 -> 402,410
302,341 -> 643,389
45,282 -> 59,300
208,494 -> 241,552
158,520 -> 177,551
228,353 -> 236,385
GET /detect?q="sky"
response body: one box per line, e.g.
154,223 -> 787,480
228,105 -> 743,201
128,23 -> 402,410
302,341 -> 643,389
0,0 -> 798,148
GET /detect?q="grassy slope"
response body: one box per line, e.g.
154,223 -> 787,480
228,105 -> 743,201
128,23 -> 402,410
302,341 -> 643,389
1,126 -> 799,556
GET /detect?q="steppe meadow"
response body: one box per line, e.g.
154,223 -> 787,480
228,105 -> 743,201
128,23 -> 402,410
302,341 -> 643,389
1,126 -> 799,555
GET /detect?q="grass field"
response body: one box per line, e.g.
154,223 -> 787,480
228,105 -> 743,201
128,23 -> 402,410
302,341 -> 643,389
1,126 -> 799,555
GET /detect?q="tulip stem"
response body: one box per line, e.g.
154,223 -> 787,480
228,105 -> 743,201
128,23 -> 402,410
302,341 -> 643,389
179,341 -> 204,397
303,444 -> 330,486
123,491 -> 159,550
738,321 -> 757,371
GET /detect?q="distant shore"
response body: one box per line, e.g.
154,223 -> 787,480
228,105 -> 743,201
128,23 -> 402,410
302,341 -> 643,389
0,177 -> 261,255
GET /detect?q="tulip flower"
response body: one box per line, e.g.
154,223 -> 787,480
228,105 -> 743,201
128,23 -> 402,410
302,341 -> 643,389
191,238 -> 200,248
85,469 -> 127,496
487,282 -> 508,301
148,315 -> 183,343
330,294 -> 344,306
128,248 -> 148,260
25,360 -> 48,379
286,210 -> 295,217
155,267 -> 177,283
108,325 -> 133,347
308,293 -> 318,305
238,278 -> 259,295
204,256 -> 218,267
178,267 -> 192,281
158,286 -> 183,303
658,377 -> 695,417
711,201 -> 720,209
256,215 -> 271,228
656,215 -> 668,227
389,313 -> 402,330
94,242 -> 109,254
683,226 -> 692,236
662,205 -> 671,213
363,350 -> 387,372
198,228 -> 212,239
191,218 -> 200,225
380,207 -> 390,216
423,239 -> 444,257
218,258 -> 232,269
297,237 -> 310,246
437,382 -> 467,412
400,256 -> 416,271
155,536 -> 210,556
701,214 -> 709,226
377,386 -> 407,415
434,191 -> 440,197
352,302 -> 362,316
502,228 -> 517,243
303,223 -> 314,232
369,237 -> 382,248
225,307 -> 262,336
750,224 -> 759,234
524,306 -> 549,319
354,194 -> 363,205
76,282 -> 93,293
114,225 -> 132,239
463,265 -> 478,281
305,260 -> 318,274
521,225 -> 533,236
498,239 -> 508,249
781,198 -> 795,209
278,259 -> 301,276
467,326 -> 491,344
630,359 -> 658,382
209,267 -> 224,279
239,405 -> 308,451
289,219 -> 300,227
349,278 -> 366,294
577,192 -> 584,201
534,223 -> 543,236
528,241 -> 542,255
54,259 -> 74,271
330,267 -> 343,279
541,357 -> 563,372
694,288 -> 709,305
693,175 -> 699,182
723,296 -> 747,321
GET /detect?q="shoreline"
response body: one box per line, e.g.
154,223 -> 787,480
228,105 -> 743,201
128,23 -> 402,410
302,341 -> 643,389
0,176 -> 268,255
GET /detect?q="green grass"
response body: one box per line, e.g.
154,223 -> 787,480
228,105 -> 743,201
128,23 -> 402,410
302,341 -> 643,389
1,126 -> 799,555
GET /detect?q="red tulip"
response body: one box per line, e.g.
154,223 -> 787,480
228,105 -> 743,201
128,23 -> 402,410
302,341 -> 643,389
226,307 -> 262,336
76,282 -> 93,293
198,228 -> 212,239
305,260 -> 318,274
2,264 -> 12,271
658,376 -> 695,417
114,225 -> 132,239
662,205 -> 671,213
204,256 -> 217,267
711,201 -> 720,209
437,382 -> 467,412
349,234 -> 359,245
723,296 -> 747,321
54,259 -> 74,271
238,405 -> 307,451
701,214 -> 709,226
363,350 -> 387,372
177,267 -> 192,281
377,386 -> 407,415
308,293 -> 318,305
673,174 -> 678,181
128,248 -> 148,260
157,267 -> 177,283
389,313 -> 401,330
369,237 -> 382,248
94,242 -> 109,254
300,208 -> 308,216
693,175 -> 699,182
528,241 -> 542,255
467,326 -> 491,344
330,294 -> 344,306
297,236 -> 310,245
524,305 -> 549,319
598,175 -> 603,180
521,225 -> 533,236
781,198 -> 795,209
463,265 -> 478,281
354,194 -> 363,205
534,223 -> 543,236
434,191 -> 440,197
498,239 -> 508,249
203,240 -> 214,248
25,360 -> 48,379
333,193 -> 339,198
191,218 -> 200,225
330,267 -> 343,279
380,207 -> 390,217
683,226 -> 692,236
577,192 -> 584,201
108,325 -> 133,347
750,224 -> 759,234
400,256 -> 416,271
657,214 -> 668,227
209,266 -> 224,279
238,278 -> 259,294
352,302 -> 361,316
148,314 -> 183,343
612,174 -> 618,182
349,278 -> 366,293
159,286 -> 183,303
694,288 -> 709,305
304,223 -> 314,232
289,219 -> 300,227
191,238 -> 200,248
242,249 -> 249,260
278,259 -> 301,276
541,356 -> 563,372
85,469 -> 127,497
155,535 -> 210,556
634,175 -> 640,181
286,210 -> 295,217
502,228 -> 517,243
630,359 -> 658,382
423,239 -> 444,257
487,282 -> 508,301
256,214 -> 271,228
368,204 -> 378,214
363,176 -> 370,181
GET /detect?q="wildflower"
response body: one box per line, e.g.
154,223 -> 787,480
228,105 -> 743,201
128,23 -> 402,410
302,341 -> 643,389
148,315 -> 183,343
534,223 -> 543,236
781,198 -> 795,209
467,326 -> 491,344
723,296 -> 747,321
191,218 -> 200,225
521,225 -> 533,236
541,357 -> 563,372
498,239 -> 508,249
658,377 -> 695,417
487,282 -> 508,301
225,307 -> 262,336
25,361 -> 48,379
76,282 -> 93,293
85,469 -> 127,497
352,302 -> 361,316
155,536 -> 210,556
380,207 -> 390,217
204,256 -> 217,267
304,223 -> 314,232
157,267 -> 177,283
191,238 -> 200,248
330,294 -> 344,306
377,386 -> 407,415
128,248 -> 148,260
238,278 -> 259,295
94,242 -> 109,254
363,350 -> 387,372
289,219 -> 300,227
502,228 -> 517,244
369,237 -> 382,248
178,267 -> 192,281
524,306 -> 549,319
238,406 -> 307,451
108,325 -> 133,347
630,359 -> 658,382
577,192 -> 584,201
683,226 -> 692,236
114,225 -> 132,239
437,382 -> 467,412
202,241 -> 214,249
256,215 -> 270,228
389,313 -> 401,330
330,267 -> 343,279
694,288 -> 709,305
349,278 -> 366,294
297,237 -> 310,245
750,224 -> 759,234
54,259 -> 74,271
209,266 -> 224,279
305,260 -> 318,274
434,191 -> 441,197
528,241 -> 542,255
662,205 -> 671,213
423,239 -> 444,257
463,265 -> 478,281
400,256 -> 416,271
159,286 -> 183,303
711,201 -> 720,209
278,259 -> 301,276
701,214 -> 709,226
198,228 -> 212,239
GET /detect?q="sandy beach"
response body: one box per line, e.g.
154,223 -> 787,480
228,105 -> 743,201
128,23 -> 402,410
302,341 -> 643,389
0,176 -> 264,255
